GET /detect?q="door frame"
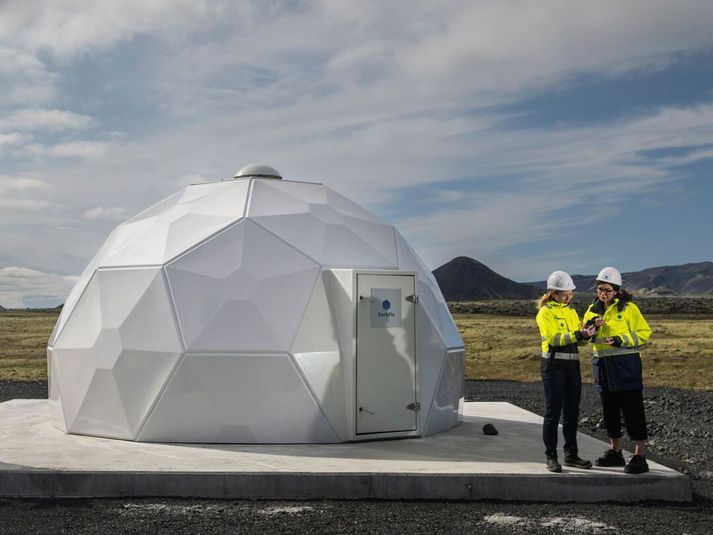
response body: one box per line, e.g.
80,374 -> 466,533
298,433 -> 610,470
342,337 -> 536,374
351,270 -> 420,441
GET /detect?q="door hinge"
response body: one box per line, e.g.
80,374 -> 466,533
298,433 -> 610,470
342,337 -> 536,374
405,294 -> 419,304
406,402 -> 421,411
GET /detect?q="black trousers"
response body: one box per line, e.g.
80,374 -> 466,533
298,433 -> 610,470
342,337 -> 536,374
541,362 -> 581,458
600,390 -> 648,441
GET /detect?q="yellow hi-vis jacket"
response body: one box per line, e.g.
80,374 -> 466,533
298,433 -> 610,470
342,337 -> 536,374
582,299 -> 651,358
583,299 -> 651,392
536,301 -> 584,359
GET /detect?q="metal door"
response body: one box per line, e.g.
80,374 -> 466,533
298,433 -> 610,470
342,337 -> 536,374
356,273 -> 417,435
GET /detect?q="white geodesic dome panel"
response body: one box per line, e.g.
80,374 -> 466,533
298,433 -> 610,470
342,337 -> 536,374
48,180 -> 250,348
100,180 -> 250,267
248,179 -> 398,268
49,174 -> 463,443
137,353 -> 337,443
50,267 -> 183,439
165,219 -> 321,352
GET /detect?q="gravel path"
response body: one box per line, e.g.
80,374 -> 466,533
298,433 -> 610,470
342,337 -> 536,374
1,379 -> 712,535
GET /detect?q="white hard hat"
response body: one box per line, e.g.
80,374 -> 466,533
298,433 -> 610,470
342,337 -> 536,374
596,266 -> 622,286
547,270 -> 576,291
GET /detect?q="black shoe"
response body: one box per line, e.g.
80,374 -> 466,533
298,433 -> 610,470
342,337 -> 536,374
594,449 -> 626,467
546,457 -> 562,473
624,454 -> 649,474
564,453 -> 593,469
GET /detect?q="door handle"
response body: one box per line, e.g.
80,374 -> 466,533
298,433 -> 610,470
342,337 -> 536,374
359,407 -> 375,415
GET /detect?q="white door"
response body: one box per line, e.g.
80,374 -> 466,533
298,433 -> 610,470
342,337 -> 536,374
356,273 -> 417,435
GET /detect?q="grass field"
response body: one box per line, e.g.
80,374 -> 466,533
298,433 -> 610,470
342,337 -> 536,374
456,314 -> 713,389
0,311 -> 57,380
1,311 -> 712,389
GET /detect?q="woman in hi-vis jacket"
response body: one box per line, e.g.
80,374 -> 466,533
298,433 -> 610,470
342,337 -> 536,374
583,266 -> 652,474
536,271 -> 596,473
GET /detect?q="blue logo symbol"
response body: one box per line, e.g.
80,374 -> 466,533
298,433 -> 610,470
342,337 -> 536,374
382,299 -> 391,310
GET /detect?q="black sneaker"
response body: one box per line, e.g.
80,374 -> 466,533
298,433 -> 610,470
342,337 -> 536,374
564,453 -> 593,469
594,449 -> 626,467
546,457 -> 562,473
624,454 -> 649,474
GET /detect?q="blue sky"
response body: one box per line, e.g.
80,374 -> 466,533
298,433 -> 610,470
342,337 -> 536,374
1,1 -> 713,307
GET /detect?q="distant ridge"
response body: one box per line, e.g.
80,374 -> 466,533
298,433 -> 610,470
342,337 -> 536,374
433,256 -> 541,301
526,261 -> 713,297
0,304 -> 5,311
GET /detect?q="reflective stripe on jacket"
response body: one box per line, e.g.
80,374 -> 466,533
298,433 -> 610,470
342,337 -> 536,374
583,300 -> 651,357
583,299 -> 651,392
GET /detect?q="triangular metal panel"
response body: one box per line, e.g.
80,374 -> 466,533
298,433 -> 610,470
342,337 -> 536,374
178,181 -> 249,217
113,349 -> 183,438
49,232 -> 116,347
96,268 -> 166,327
70,368 -> 133,439
395,231 -> 463,349
341,215 -> 397,267
47,347 -> 66,432
52,347 -> 101,432
53,270 -> 103,350
166,219 -> 320,352
137,353 -> 338,443
291,273 -> 339,354
99,180 -> 249,267
101,213 -> 181,267
122,189 -> 184,225
292,351 -> 347,440
424,348 -> 465,435
52,267 -> 183,439
248,179 -> 327,216
324,187 -> 390,225
248,180 -> 397,268
415,304 -> 449,434
290,273 -> 346,440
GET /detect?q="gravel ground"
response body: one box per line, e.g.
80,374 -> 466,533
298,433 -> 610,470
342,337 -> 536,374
1,379 -> 712,535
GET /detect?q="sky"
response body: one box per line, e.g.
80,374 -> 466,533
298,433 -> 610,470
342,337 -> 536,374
1,0 -> 713,307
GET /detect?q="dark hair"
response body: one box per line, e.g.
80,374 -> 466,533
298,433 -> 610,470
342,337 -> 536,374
591,285 -> 633,313
616,288 -> 633,311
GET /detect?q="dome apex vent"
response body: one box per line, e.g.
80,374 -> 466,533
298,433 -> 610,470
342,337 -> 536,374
234,163 -> 282,180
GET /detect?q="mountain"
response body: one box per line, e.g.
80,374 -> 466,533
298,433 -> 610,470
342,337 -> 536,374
526,261 -> 713,297
0,304 -> 5,311
433,256 -> 541,301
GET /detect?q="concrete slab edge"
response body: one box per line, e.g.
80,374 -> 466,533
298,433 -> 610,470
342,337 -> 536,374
0,471 -> 692,502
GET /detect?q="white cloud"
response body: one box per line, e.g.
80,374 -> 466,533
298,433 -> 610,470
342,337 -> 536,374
82,206 -> 128,221
0,266 -> 75,308
0,176 -> 51,212
0,199 -> 50,211
0,108 -> 92,132
0,132 -> 30,147
396,1 -> 713,93
0,175 -> 48,190
22,140 -> 115,159
0,0 -> 213,59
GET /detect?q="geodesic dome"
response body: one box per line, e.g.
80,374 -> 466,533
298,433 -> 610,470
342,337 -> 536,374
48,166 -> 464,443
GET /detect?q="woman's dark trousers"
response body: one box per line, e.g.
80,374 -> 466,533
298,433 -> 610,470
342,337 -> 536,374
542,362 -> 581,458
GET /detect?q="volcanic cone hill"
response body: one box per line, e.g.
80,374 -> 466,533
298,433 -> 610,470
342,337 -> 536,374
433,256 -> 541,301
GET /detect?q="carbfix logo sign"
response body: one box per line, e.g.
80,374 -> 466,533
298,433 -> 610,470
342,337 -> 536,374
371,288 -> 401,328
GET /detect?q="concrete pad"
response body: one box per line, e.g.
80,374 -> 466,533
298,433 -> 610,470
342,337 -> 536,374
0,400 -> 691,502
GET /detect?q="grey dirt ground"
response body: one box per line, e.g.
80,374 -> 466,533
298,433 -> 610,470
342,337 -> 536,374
1,379 -> 712,535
